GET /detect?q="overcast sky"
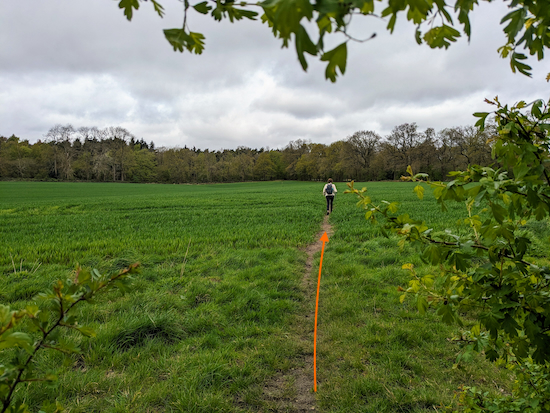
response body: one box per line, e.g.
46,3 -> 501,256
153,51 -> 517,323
1,0 -> 548,150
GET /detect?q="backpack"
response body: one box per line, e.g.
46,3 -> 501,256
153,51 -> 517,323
326,183 -> 333,195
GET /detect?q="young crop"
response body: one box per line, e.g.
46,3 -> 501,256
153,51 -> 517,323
0,182 -> 325,411
1,180 -> 512,410
348,97 -> 550,411
0,263 -> 139,413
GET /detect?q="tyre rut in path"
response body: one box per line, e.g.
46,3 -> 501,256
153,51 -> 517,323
261,215 -> 334,412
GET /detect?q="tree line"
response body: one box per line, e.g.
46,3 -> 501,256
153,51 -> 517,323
0,122 -> 495,183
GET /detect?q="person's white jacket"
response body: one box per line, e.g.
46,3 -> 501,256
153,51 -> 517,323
322,183 -> 337,197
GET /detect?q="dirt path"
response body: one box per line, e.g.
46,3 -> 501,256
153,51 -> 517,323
261,215 -> 334,412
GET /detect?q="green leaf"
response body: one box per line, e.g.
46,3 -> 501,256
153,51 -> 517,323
423,24 -> 461,49
387,202 -> 399,213
355,0 -> 375,14
321,42 -> 347,82
317,15 -> 332,34
535,202 -> 548,220
513,162 -> 530,179
480,312 -> 502,338
235,8 -> 259,20
413,184 -> 424,200
295,24 -> 318,70
189,32 -> 206,54
421,274 -> 434,287
0,331 -> 34,353
384,13 -> 397,33
485,348 -> 499,361
164,29 -> 206,54
150,0 -> 165,17
510,52 -> 532,77
501,315 -> 520,337
531,99 -> 543,118
75,326 -> 96,338
473,112 -> 489,130
501,7 -> 527,43
454,0 -> 474,38
524,317 -> 541,340
193,1 -> 213,14
423,244 -> 441,265
449,251 -> 469,272
415,27 -> 422,44
490,203 -> 507,224
417,295 -> 428,315
437,302 -> 456,325
118,0 -> 140,21
262,0 -> 313,47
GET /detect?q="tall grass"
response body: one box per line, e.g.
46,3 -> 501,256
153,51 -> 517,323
316,182 -> 512,412
1,181 -> 324,411
0,181 -> 512,412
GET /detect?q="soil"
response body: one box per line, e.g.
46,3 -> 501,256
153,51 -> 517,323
260,215 -> 334,412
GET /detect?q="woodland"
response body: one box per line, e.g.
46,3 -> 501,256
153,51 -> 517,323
0,122 -> 493,184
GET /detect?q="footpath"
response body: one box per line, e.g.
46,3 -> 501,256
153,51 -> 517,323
262,215 -> 334,412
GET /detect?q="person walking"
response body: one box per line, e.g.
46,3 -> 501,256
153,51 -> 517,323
322,178 -> 337,215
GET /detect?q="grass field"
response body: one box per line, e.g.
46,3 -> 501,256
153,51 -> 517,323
0,181 -> 512,412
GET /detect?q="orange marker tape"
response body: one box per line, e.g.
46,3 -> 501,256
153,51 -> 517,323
314,231 -> 329,392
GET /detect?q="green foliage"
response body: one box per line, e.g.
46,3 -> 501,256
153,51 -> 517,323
117,0 -> 550,80
458,361 -> 550,412
0,264 -> 139,413
0,123 -> 493,183
118,0 -> 164,20
348,97 -> 550,410
164,29 -> 206,54
321,42 -> 347,82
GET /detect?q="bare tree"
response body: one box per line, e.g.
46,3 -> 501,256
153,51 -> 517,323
384,123 -> 421,179
105,126 -> 134,181
447,126 -> 493,166
342,130 -> 381,180
45,124 -> 75,179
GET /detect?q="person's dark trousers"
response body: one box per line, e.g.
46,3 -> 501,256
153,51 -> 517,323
326,195 -> 334,213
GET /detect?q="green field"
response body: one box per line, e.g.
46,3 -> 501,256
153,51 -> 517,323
0,181 -> 511,412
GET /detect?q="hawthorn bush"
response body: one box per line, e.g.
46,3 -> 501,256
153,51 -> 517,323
347,97 -> 550,412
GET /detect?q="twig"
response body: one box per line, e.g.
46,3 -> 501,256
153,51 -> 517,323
340,31 -> 377,43
10,253 -> 16,274
30,261 -> 42,274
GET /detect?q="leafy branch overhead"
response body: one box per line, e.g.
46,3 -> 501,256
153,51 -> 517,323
118,0 -> 550,81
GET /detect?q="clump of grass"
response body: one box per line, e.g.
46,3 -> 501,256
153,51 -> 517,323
9,253 -> 41,275
110,315 -> 186,351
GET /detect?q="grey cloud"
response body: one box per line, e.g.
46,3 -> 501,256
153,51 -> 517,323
251,89 -> 347,119
1,0 -> 548,150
